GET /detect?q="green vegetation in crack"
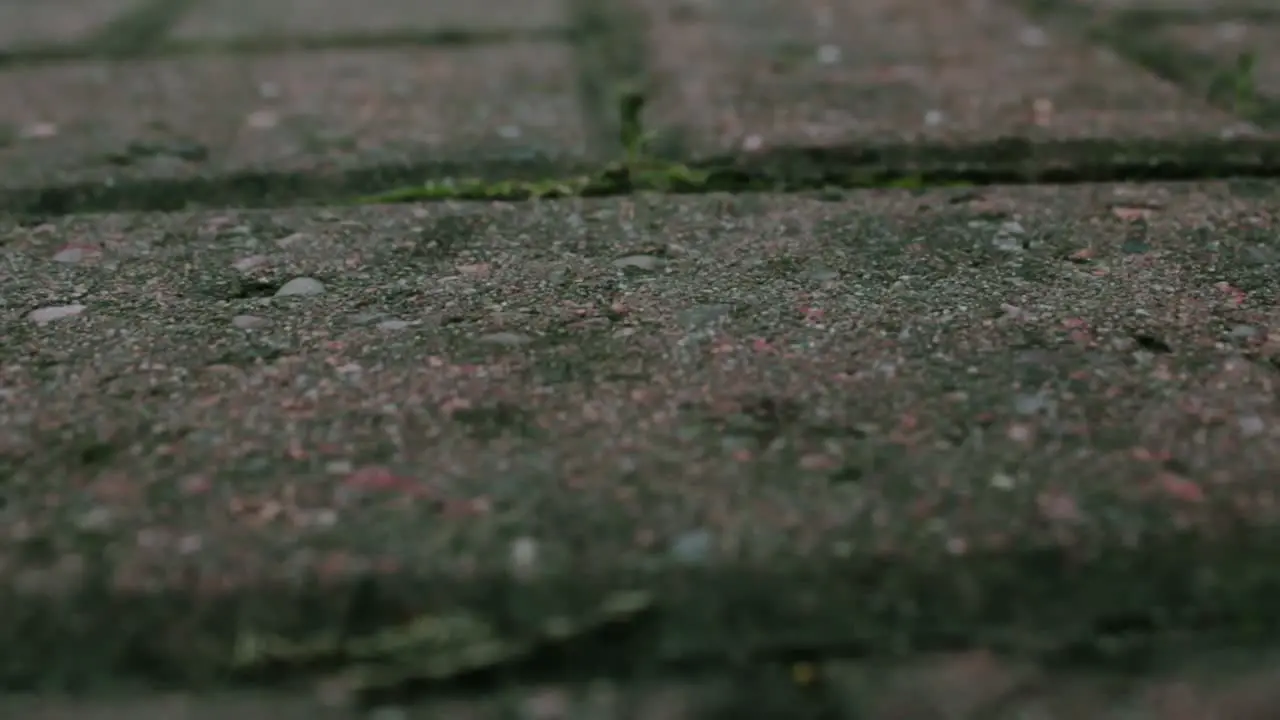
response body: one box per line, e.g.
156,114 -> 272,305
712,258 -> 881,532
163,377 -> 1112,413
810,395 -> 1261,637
1208,50 -> 1259,117
351,84 -> 971,205
354,85 -> 711,204
230,589 -> 654,706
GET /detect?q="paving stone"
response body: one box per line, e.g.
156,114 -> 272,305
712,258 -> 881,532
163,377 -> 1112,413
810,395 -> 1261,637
169,0 -> 569,41
1159,19 -> 1280,96
1077,0 -> 1272,10
634,0 -> 1260,156
0,43 -> 589,187
0,0 -> 146,52
3,0 -> 1280,716
9,649 -> 1280,719
4,182 -> 1280,585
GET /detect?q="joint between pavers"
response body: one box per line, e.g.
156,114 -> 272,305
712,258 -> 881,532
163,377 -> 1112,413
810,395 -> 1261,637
1119,5 -> 1280,27
567,0 -> 650,161
0,27 -> 577,71
83,0 -> 202,57
8,136 -> 1280,215
1009,0 -> 1280,131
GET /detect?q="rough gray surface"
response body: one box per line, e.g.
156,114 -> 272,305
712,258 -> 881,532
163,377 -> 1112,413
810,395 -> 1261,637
0,0 -> 146,51
634,0 -> 1261,156
169,0 -> 569,39
1161,20 -> 1280,97
5,0 -> 1280,717
4,182 -> 1280,584
0,43 -> 589,188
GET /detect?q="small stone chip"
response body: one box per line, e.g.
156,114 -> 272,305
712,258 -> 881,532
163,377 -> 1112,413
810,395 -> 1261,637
52,246 -> 99,264
614,254 -> 665,272
28,304 -> 86,324
274,277 -> 325,297
478,331 -> 533,347
232,314 -> 270,330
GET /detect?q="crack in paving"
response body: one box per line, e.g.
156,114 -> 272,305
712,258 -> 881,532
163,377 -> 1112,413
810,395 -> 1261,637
0,27 -> 580,70
83,0 -> 203,57
6,136 -> 1280,215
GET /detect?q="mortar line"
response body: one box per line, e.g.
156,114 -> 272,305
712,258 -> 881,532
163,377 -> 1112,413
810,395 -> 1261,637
0,26 -> 578,69
6,136 -> 1280,216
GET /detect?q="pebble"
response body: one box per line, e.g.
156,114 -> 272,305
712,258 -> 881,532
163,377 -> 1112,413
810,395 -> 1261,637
274,277 -> 325,297
478,331 -> 533,346
28,304 -> 86,324
231,314 -> 270,329
614,254 -> 664,272
52,246 -> 99,264
509,536 -> 540,576
21,121 -> 58,139
1013,392 -> 1051,416
669,529 -> 713,564
816,44 -> 841,65
802,262 -> 840,282
1239,415 -> 1266,438
377,319 -> 412,331
992,221 -> 1028,252
232,255 -> 271,272
677,303 -> 731,329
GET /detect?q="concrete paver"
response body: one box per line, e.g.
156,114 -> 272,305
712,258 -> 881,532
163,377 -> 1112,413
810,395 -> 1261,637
0,0 -> 148,51
1078,0 -> 1276,10
0,43 -> 591,188
4,0 -> 1280,717
1160,20 -> 1280,97
634,0 -> 1259,157
4,180 -> 1280,589
169,0 -> 569,41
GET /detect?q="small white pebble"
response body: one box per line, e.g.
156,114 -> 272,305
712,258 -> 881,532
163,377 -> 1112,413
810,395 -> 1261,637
28,304 -> 86,324
245,109 -> 279,129
231,314 -> 269,329
990,472 -> 1016,490
325,459 -> 354,474
52,246 -> 98,263
1239,415 -> 1266,437
275,277 -> 325,297
21,121 -> 58,139
670,530 -> 713,564
76,507 -> 113,531
232,255 -> 271,272
510,536 -> 540,576
178,534 -> 204,554
613,254 -> 664,272
1019,26 -> 1048,47
478,331 -> 533,346
377,319 -> 411,331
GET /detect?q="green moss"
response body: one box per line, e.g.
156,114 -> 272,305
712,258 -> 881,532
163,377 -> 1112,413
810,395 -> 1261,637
1208,51 -> 1260,116
352,87 -> 974,206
